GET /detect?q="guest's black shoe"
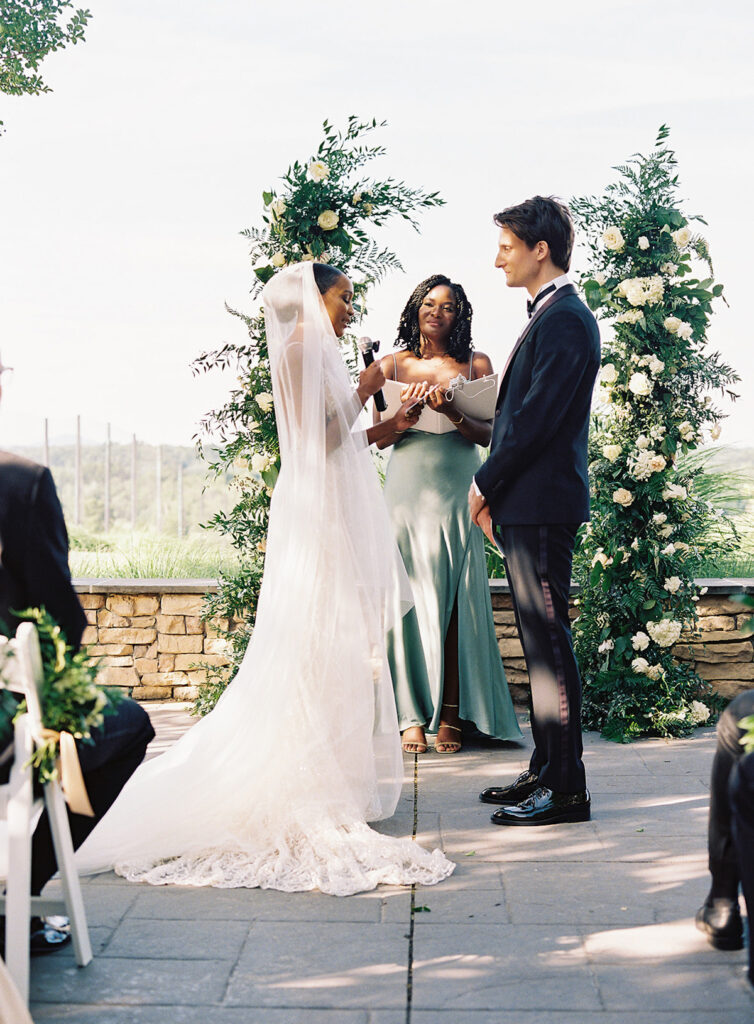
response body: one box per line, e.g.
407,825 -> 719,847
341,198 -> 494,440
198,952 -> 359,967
695,899 -> 743,951
479,770 -> 540,805
490,786 -> 591,826
30,916 -> 72,956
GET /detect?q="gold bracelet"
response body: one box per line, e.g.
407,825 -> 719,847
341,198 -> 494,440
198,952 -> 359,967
450,412 -> 464,426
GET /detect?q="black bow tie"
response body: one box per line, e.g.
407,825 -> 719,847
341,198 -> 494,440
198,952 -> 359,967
526,283 -> 557,318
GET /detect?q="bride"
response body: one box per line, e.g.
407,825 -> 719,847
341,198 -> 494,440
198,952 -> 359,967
76,261 -> 455,895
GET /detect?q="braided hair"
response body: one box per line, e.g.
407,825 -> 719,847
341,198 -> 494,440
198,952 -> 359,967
396,274 -> 473,359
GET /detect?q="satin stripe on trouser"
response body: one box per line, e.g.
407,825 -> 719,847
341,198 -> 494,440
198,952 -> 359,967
498,523 -> 586,794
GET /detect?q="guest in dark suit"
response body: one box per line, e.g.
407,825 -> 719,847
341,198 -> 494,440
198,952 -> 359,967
0,425 -> 154,952
469,195 -> 600,826
696,689 -> 754,988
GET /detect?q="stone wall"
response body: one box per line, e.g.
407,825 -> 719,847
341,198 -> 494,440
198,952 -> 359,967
76,579 -> 754,704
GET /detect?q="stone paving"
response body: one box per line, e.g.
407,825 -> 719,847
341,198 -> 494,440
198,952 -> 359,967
27,704 -> 754,1023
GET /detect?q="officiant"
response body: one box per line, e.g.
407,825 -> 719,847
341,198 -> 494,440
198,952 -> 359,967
372,274 -> 521,755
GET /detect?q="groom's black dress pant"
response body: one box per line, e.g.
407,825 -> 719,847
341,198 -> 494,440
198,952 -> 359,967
499,523 -> 586,794
731,751 -> 754,984
29,697 -> 154,894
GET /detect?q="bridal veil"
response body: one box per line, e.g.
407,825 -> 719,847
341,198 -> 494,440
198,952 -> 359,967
76,262 -> 454,894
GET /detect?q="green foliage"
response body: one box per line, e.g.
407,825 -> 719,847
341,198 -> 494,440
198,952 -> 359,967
0,0 -> 91,132
9,607 -> 120,783
570,126 -> 740,741
192,117 -> 443,715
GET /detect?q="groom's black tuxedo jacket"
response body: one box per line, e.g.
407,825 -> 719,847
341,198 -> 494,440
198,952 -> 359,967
475,285 -> 600,525
0,449 -> 86,648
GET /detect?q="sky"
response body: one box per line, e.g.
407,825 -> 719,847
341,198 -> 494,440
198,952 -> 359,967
1,0 -> 752,449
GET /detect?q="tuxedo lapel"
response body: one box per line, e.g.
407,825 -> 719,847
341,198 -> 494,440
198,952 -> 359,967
496,284 -> 577,409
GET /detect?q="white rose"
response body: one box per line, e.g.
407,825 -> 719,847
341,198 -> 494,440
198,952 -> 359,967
650,425 -> 666,440
317,210 -> 339,231
658,524 -> 674,538
251,452 -> 273,473
710,423 -> 721,440
256,392 -> 274,413
270,251 -> 286,268
672,226 -> 691,249
594,272 -> 607,286
653,513 -> 667,524
690,700 -> 710,724
632,631 -> 650,651
603,444 -> 621,463
676,322 -> 693,340
663,315 -> 682,334
632,657 -> 650,675
647,356 -> 665,375
662,484 -> 687,501
638,236 -> 650,250
628,372 -> 651,397
646,664 -> 663,681
591,549 -> 612,569
352,191 -> 363,204
661,262 -> 678,276
598,639 -> 615,654
678,421 -> 696,442
636,435 -> 650,450
603,226 -> 625,251
270,197 -> 287,219
600,363 -> 618,386
663,576 -> 682,594
646,619 -> 683,647
308,160 -> 330,182
616,309 -> 643,324
613,487 -> 634,507
649,454 -> 667,473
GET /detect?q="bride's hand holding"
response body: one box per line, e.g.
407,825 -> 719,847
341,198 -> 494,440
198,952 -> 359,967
357,361 -> 386,406
423,383 -> 454,417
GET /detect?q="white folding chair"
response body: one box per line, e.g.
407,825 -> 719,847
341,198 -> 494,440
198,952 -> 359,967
0,622 -> 92,1004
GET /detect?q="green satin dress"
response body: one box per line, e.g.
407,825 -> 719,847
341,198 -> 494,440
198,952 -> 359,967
384,426 -> 522,740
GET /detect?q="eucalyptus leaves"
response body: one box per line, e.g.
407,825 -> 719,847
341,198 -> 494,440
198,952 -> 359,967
570,125 -> 739,741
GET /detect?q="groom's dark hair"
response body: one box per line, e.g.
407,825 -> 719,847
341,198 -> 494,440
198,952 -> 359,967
494,196 -> 574,272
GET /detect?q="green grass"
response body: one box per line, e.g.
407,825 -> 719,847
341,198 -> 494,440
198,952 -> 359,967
69,531 -> 238,579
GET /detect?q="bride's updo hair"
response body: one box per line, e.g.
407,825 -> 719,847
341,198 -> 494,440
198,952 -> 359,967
312,262 -> 347,295
396,274 -> 473,360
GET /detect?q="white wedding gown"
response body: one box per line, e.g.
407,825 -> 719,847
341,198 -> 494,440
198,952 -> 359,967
76,263 -> 454,894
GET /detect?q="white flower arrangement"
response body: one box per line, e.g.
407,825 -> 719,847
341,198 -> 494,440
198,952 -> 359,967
612,487 -> 634,507
663,315 -> 682,334
628,372 -> 652,397
251,452 -> 274,473
603,444 -> 621,462
709,423 -> 721,440
270,198 -> 287,219
653,512 -> 668,524
636,434 -> 650,449
646,619 -> 683,647
308,160 -> 330,182
256,392 -> 274,413
689,700 -> 710,724
616,309 -> 644,324
638,236 -> 650,250
598,639 -> 615,654
671,226 -> 691,249
317,210 -> 339,231
663,576 -> 682,594
632,657 -> 650,674
662,483 -> 688,501
618,275 -> 664,307
270,251 -> 286,268
632,631 -> 650,651
678,421 -> 696,442
600,363 -> 618,385
603,226 -> 625,251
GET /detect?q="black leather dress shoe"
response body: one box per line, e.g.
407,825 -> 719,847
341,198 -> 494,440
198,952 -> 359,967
479,770 -> 540,805
490,786 -> 591,826
30,915 -> 72,956
695,899 -> 743,950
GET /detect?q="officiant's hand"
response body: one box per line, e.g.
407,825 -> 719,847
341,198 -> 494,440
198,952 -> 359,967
399,381 -> 431,406
423,384 -> 453,416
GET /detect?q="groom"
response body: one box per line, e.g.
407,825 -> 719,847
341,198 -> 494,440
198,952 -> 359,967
469,196 -> 600,826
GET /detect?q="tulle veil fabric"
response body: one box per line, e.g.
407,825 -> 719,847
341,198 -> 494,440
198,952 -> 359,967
76,262 -> 454,894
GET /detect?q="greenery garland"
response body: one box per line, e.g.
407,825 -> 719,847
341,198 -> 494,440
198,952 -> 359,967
570,126 -> 740,741
192,117 -> 444,715
1,608 -> 120,784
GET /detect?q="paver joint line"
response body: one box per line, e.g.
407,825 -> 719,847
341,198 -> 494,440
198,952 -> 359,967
405,751 -> 420,1024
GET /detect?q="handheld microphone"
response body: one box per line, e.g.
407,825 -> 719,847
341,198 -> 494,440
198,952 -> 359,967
357,336 -> 386,413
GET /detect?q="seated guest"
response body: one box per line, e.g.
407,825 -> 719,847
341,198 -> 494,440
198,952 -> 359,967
0,382 -> 154,953
696,689 -> 753,987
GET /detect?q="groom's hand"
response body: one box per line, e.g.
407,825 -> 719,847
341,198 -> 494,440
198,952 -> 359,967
468,482 -> 487,525
477,505 -> 495,545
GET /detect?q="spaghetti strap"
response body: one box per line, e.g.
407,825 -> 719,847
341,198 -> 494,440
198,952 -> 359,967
393,353 -> 399,382
468,351 -> 473,380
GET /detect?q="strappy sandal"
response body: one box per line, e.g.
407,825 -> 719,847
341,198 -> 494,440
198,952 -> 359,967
401,726 -> 428,754
435,704 -> 462,754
